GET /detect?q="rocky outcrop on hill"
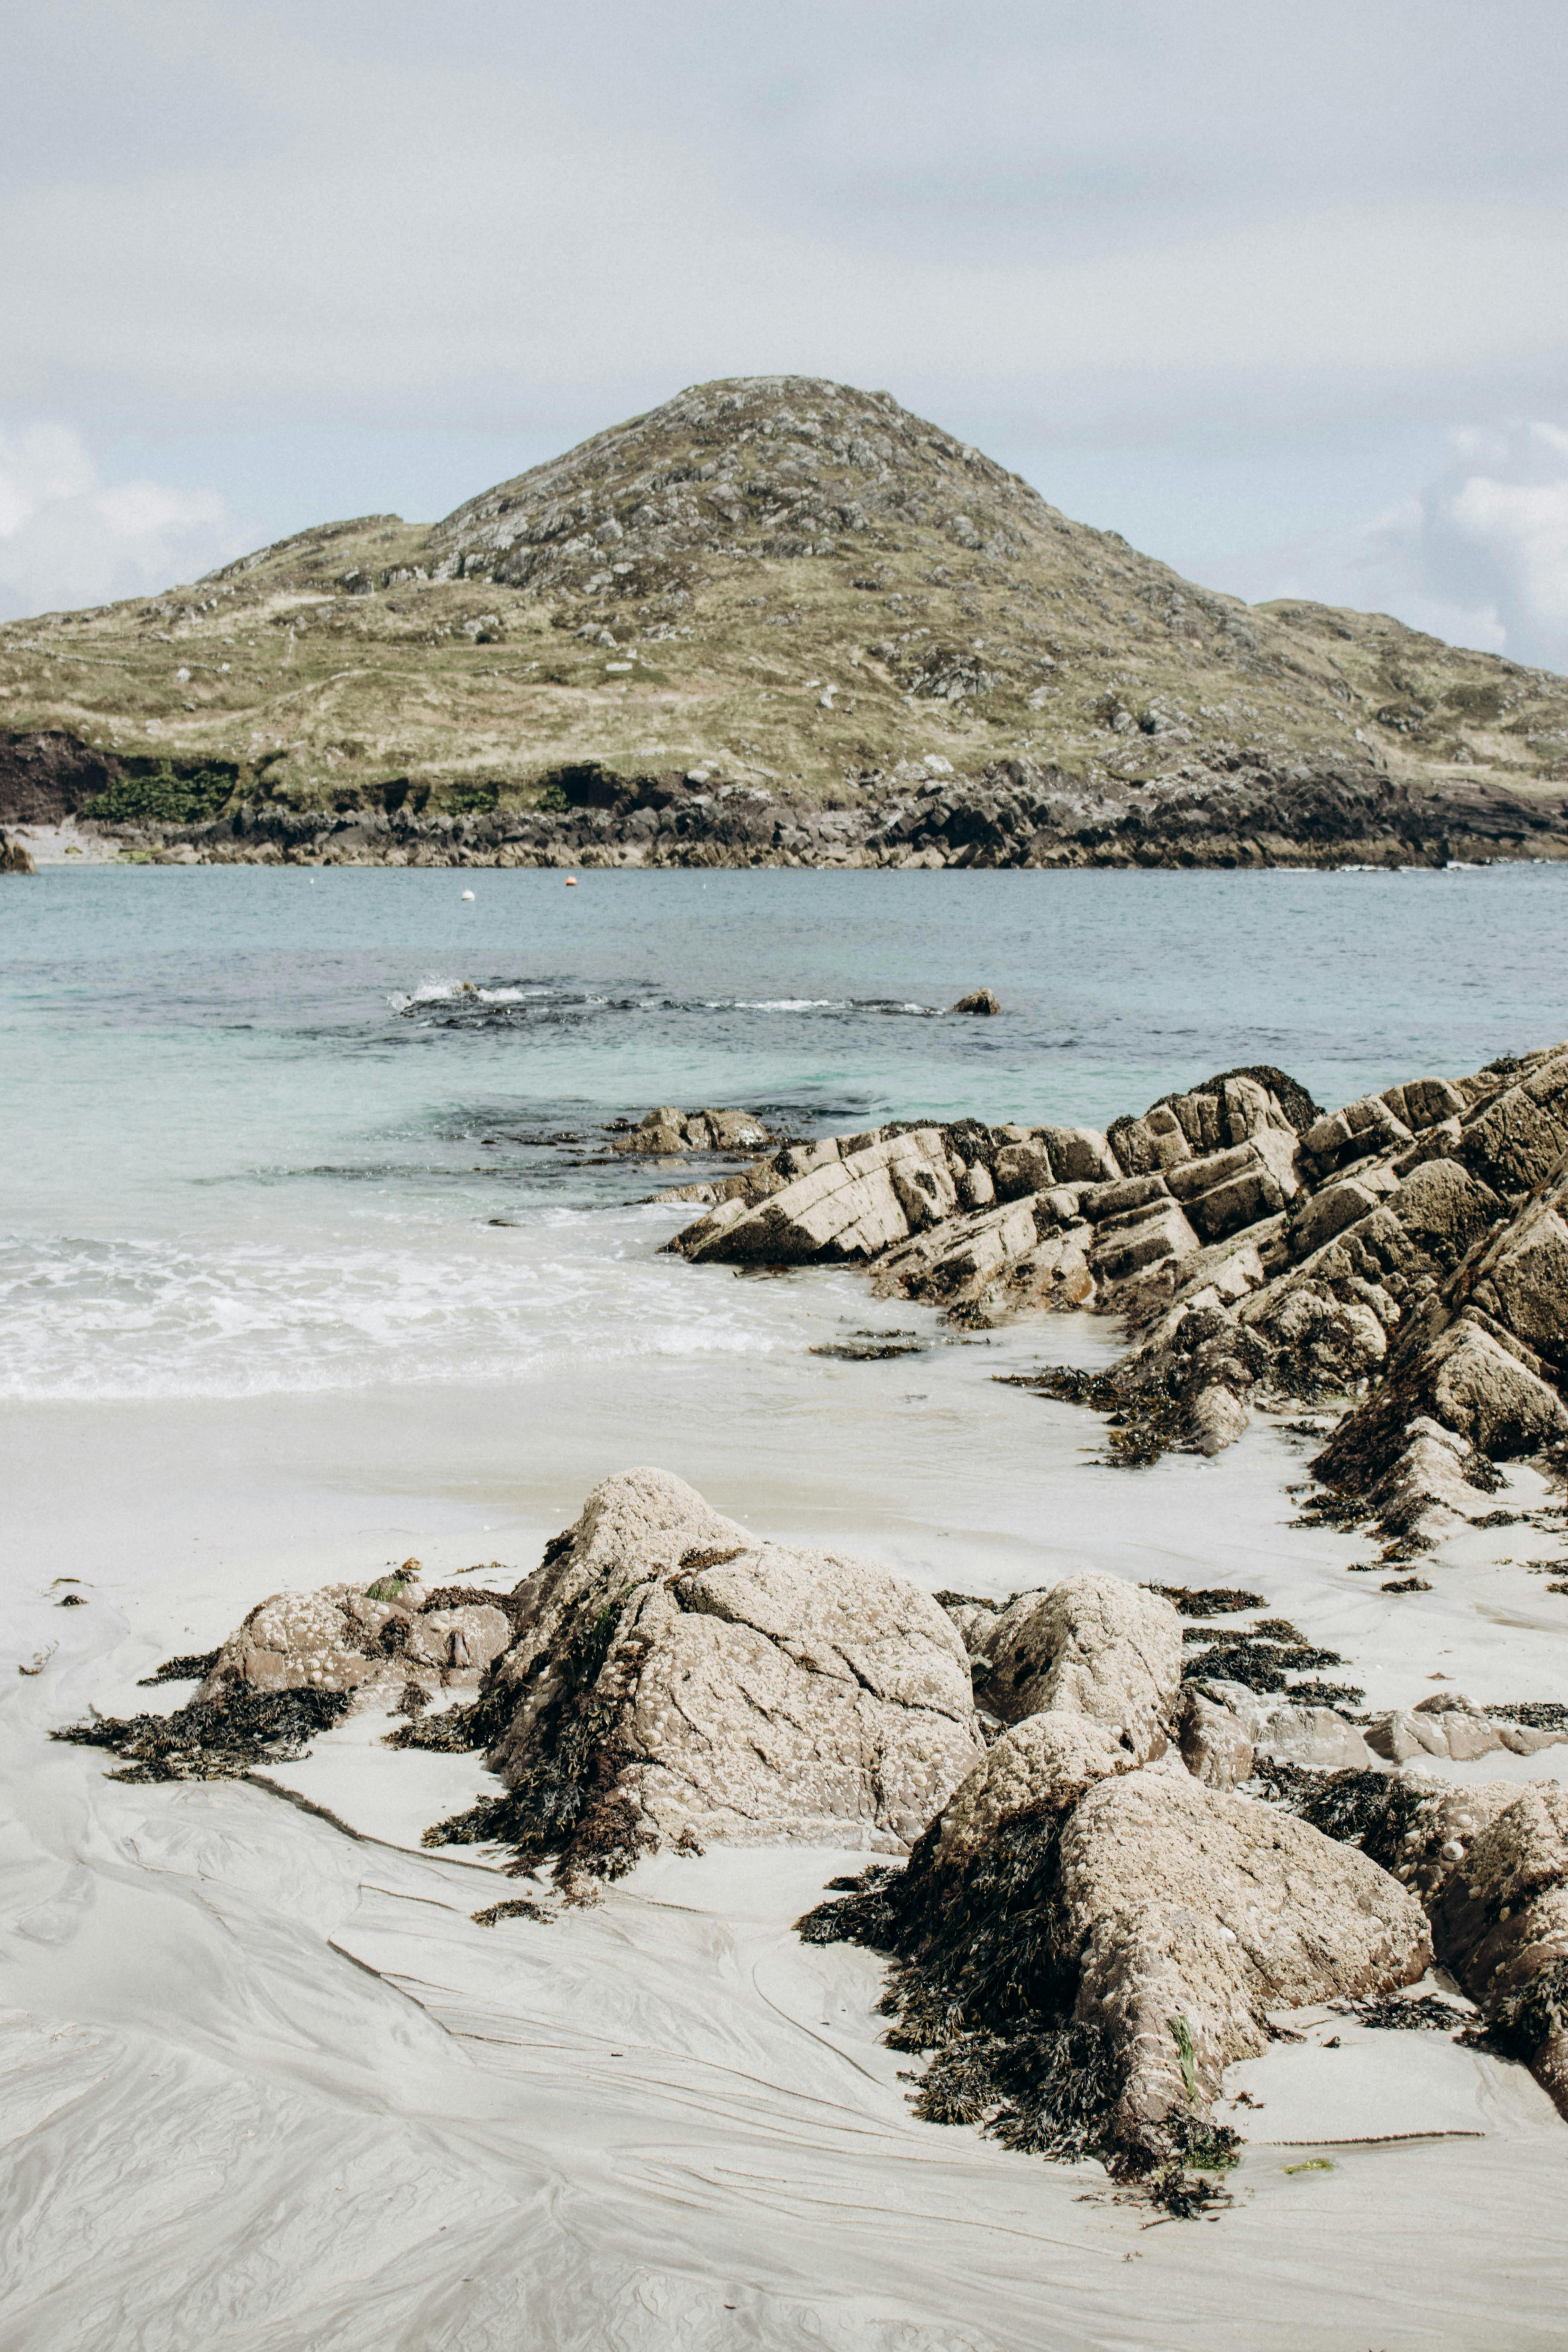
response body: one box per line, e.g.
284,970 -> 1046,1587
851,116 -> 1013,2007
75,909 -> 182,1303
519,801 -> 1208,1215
7,376 -> 1568,867
39,751 -> 1568,873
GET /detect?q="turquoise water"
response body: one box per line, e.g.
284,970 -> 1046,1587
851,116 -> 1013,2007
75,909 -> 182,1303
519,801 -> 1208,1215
3,862 -> 1565,1399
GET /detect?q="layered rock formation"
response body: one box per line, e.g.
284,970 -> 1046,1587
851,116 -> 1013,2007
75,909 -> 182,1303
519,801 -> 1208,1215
666,1044 -> 1568,1520
6,376 -> 1568,868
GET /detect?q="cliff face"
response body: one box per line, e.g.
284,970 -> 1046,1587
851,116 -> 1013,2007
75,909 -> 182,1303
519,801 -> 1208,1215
3,374 -> 1567,865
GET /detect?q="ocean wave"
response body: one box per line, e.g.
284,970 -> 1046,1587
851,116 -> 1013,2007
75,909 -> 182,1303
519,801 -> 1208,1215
0,1229 -> 792,1401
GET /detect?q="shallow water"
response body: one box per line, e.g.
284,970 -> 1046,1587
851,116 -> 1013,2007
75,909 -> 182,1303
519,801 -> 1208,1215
5,861 -> 1566,1401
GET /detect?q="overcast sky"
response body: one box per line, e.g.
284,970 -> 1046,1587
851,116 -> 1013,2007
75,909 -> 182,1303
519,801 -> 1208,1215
3,0 -> 1567,667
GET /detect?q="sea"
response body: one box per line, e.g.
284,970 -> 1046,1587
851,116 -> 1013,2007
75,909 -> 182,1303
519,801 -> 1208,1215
7,861 -> 1568,2349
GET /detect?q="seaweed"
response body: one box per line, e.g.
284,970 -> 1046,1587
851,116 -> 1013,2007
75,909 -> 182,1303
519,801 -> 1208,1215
810,1340 -> 927,1360
1147,1585 -> 1265,1618
50,1687 -> 350,1780
1336,1994 -> 1467,2032
996,1368 -> 1186,1469
1486,1700 -> 1568,1730
384,1665 -> 516,1754
1285,1679 -> 1367,1707
795,1812 -> 1230,2214
1252,1764 -> 1427,1863
471,1896 -> 554,1928
417,1596 -> 651,1880
908,2019 -> 1126,2163
1479,1957 -> 1568,2060
136,1648 -> 221,1687
1381,1575 -> 1432,1594
1181,1631 -> 1346,1693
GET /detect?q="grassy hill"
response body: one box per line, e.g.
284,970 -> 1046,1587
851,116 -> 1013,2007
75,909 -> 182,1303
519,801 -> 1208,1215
3,374 -> 1566,859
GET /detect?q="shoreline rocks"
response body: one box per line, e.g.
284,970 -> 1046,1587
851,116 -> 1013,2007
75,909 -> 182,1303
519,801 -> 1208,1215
438,1469 -> 983,1872
663,1045 -> 1568,1519
28,748 -> 1568,874
51,1461 -> 1568,2206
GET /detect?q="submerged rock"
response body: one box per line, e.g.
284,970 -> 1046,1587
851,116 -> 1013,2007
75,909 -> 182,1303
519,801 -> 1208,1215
611,1105 -> 775,1155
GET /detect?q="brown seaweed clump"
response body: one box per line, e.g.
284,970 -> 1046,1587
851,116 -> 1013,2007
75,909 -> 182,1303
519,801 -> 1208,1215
1145,1585 -> 1265,1618
136,1649 -> 222,1687
51,1687 -> 350,1780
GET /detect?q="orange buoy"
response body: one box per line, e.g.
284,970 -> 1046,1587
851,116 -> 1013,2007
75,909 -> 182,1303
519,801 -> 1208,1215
565,876 -> 578,886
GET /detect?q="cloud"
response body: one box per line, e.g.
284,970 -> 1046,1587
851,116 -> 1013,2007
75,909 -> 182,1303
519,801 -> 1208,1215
1203,424 -> 1568,674
0,422 -> 247,619
2,10 -> 1567,413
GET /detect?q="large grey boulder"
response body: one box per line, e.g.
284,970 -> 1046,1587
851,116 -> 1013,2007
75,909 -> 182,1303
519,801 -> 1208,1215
812,1759 -> 1430,2185
972,1572 -> 1182,1756
1057,1773 -> 1430,2162
1176,1688 -> 1255,1788
482,1470 -> 982,1872
928,1709 -> 1141,1863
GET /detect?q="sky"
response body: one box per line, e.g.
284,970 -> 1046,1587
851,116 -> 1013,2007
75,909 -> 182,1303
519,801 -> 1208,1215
2,0 -> 1567,668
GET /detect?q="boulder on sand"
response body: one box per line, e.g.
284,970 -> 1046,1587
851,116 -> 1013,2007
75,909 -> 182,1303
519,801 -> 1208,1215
472,1469 -> 982,1875
972,1572 -> 1182,1757
198,1574 -> 512,1711
1389,1780 -> 1568,2121
802,1751 -> 1429,2189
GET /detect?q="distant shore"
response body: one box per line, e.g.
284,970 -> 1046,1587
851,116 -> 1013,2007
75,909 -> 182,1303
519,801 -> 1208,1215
9,751 -> 1568,873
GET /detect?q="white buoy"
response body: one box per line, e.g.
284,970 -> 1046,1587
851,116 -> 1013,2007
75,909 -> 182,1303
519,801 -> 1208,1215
460,888 -> 475,901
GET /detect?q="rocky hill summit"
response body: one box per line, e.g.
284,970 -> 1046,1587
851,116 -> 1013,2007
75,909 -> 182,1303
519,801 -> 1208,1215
4,375 -> 1568,867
